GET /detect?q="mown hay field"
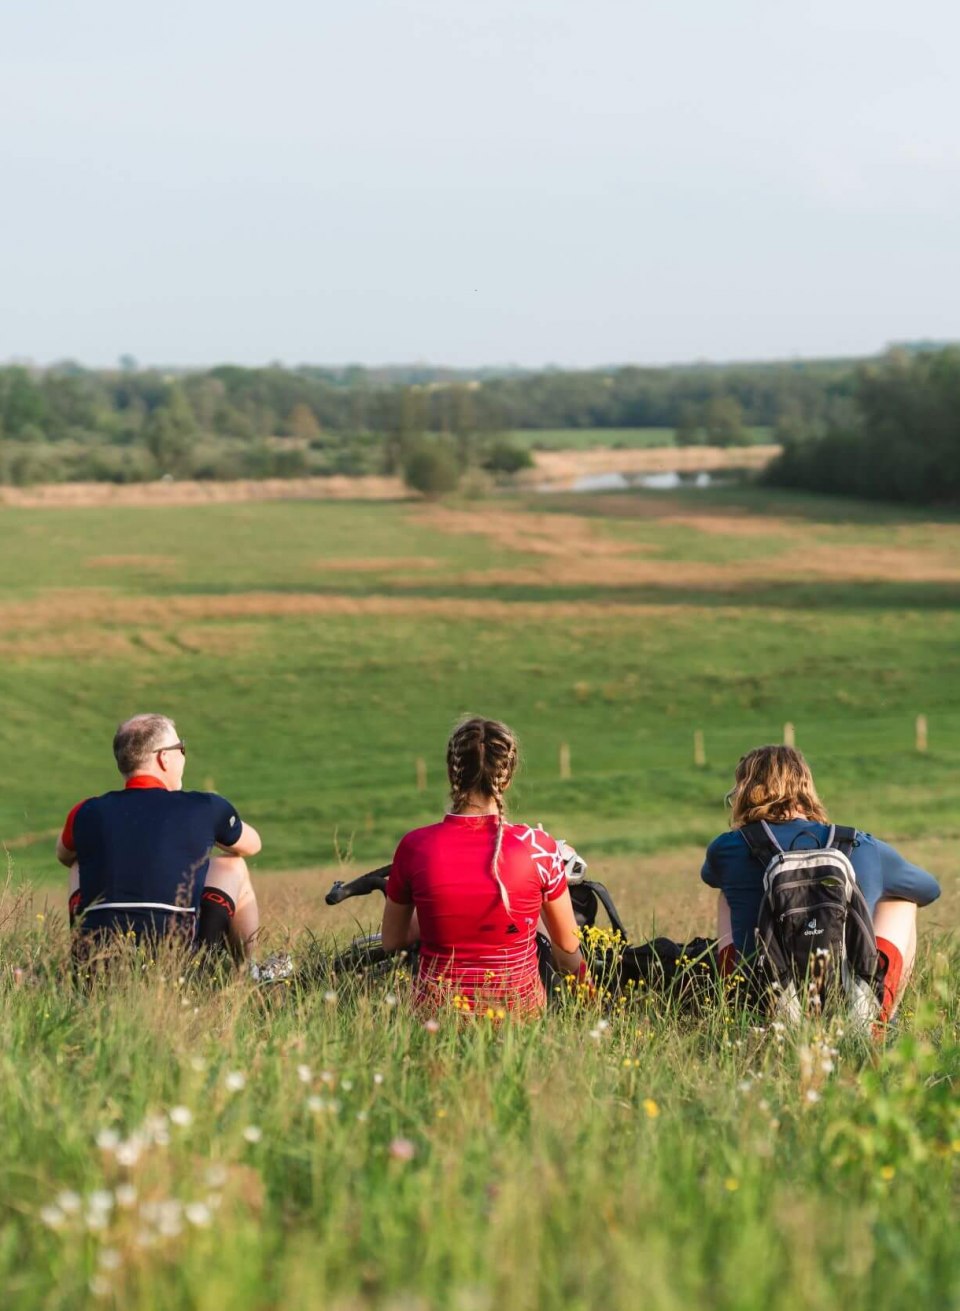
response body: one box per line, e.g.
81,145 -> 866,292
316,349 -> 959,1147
1,484 -> 959,1310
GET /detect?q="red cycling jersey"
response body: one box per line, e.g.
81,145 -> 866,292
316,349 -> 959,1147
386,813 -> 569,1012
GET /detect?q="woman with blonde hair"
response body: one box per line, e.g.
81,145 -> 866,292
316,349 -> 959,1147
701,745 -> 940,1021
381,716 -> 586,1013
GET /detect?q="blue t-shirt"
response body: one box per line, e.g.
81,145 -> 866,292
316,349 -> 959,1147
701,820 -> 940,956
71,786 -> 243,939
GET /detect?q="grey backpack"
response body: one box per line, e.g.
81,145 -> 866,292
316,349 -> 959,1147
742,822 -> 882,1026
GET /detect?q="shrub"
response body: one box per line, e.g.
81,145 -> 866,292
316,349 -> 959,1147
403,440 -> 461,497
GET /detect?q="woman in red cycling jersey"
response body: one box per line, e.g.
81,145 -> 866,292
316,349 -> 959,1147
381,717 -> 585,1013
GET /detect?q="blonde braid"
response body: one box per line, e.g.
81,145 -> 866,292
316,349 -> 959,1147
447,717 -> 519,918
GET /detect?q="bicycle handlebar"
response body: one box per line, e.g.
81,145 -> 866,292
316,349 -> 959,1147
324,866 -> 391,905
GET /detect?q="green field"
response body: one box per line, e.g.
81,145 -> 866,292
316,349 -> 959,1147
1,485 -> 959,1309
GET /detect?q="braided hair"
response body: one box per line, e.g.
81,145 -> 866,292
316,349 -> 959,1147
447,717 -> 519,915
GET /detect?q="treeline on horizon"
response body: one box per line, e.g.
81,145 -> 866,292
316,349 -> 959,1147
0,344 -> 956,501
765,347 -> 960,506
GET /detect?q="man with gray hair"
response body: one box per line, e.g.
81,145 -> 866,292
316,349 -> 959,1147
57,713 -> 262,957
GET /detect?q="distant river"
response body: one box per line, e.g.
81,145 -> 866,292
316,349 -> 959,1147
538,469 -> 742,494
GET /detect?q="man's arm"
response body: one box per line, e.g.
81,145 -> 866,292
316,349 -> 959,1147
56,837 -> 75,868
217,820 -> 262,858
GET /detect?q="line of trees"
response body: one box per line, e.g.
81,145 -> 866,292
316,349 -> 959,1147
0,349 -> 936,489
764,349 -> 960,506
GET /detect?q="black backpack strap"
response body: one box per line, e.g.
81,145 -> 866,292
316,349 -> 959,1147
740,822 -> 780,866
831,825 -> 858,857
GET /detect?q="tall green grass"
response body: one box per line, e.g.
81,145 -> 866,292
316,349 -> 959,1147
2,899 -> 958,1311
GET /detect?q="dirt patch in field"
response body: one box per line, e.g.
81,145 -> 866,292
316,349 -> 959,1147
416,505 -> 647,561
0,476 -> 408,508
313,557 -> 442,573
0,592 -> 692,652
86,555 -> 180,571
415,503 -> 960,588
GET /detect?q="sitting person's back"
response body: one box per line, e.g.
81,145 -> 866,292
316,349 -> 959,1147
389,811 -> 570,1010
701,744 -> 940,1022
59,713 -> 262,956
382,716 -> 585,1012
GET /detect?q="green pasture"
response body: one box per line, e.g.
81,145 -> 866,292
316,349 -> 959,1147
2,487 -> 959,1310
2,491 -> 960,883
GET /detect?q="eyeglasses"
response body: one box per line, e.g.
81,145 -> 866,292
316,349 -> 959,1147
155,740 -> 186,757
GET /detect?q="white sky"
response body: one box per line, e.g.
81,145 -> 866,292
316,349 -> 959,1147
2,0 -> 958,369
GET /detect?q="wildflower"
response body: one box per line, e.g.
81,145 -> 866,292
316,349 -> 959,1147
804,1089 -> 820,1105
243,1125 -> 262,1144
95,1128 -> 120,1153
115,1137 -> 144,1168
205,1165 -> 228,1189
642,1099 -> 660,1119
88,1190 -> 114,1214
880,1165 -> 896,1181
724,1177 -> 739,1192
389,1137 -> 416,1162
356,1110 -> 369,1123
98,1250 -> 122,1272
384,992 -> 398,1008
169,1106 -> 193,1128
56,1190 -> 82,1214
39,1206 -> 65,1230
341,1079 -> 353,1092
373,1073 -> 385,1086
185,1202 -> 212,1227
424,1019 -> 440,1034
224,1071 -> 246,1093
323,990 -> 337,1005
115,1184 -> 138,1209
296,1064 -> 312,1084
156,1200 -> 183,1238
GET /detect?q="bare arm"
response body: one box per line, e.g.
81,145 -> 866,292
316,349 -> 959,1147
381,897 -> 419,952
541,889 -> 585,976
217,820 -> 262,859
55,838 -> 75,868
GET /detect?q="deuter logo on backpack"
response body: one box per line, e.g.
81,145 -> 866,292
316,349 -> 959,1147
742,821 -> 884,1026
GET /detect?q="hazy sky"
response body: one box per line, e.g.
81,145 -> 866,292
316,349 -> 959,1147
2,0 -> 958,369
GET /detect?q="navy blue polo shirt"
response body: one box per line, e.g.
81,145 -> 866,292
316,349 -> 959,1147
63,775 -> 244,940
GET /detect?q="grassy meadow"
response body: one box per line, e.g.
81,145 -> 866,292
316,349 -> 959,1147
1,482 -> 959,1309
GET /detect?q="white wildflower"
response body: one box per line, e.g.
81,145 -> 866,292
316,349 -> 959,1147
95,1128 -> 120,1152
242,1125 -> 262,1144
224,1071 -> 246,1093
169,1106 -> 193,1128
115,1184 -> 138,1209
39,1206 -> 65,1230
185,1202 -> 212,1228
296,1064 -> 312,1084
56,1190 -> 82,1214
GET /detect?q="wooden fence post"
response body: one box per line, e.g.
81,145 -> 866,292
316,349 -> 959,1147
693,729 -> 706,768
915,714 -> 928,753
415,757 -> 427,791
783,722 -> 796,748
559,742 -> 571,780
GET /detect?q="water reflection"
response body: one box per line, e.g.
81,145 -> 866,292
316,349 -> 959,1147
539,469 -> 736,494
